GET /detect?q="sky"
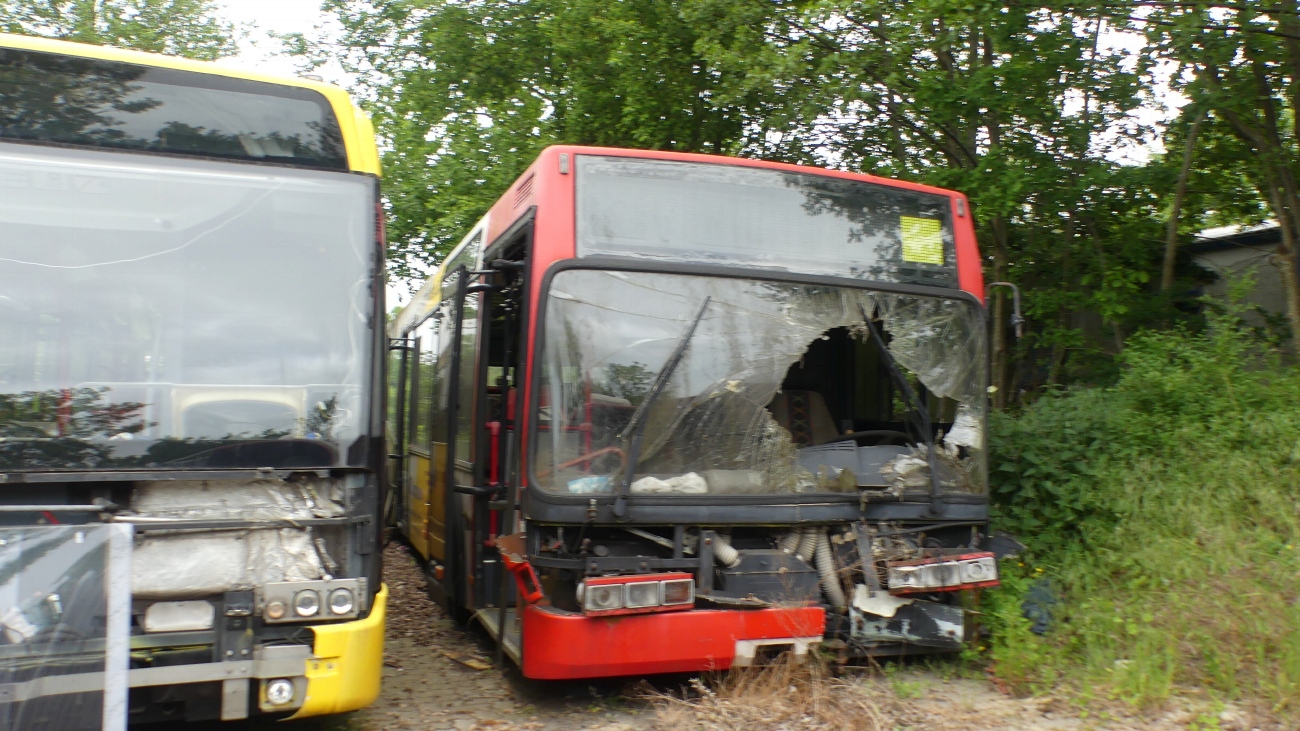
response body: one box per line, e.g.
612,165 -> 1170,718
212,0 -> 345,82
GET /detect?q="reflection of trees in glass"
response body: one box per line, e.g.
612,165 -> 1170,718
0,387 -> 149,469
601,362 -> 652,406
303,396 -> 338,440
784,172 -> 954,286
0,51 -> 158,147
1,50 -> 346,166
0,387 -> 342,470
0,387 -> 149,439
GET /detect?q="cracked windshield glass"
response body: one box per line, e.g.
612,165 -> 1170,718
533,270 -> 987,497
0,143 -> 374,471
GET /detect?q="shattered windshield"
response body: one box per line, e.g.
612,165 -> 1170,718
532,270 -> 987,498
0,142 -> 375,471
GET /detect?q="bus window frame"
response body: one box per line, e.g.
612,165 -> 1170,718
521,255 -> 990,527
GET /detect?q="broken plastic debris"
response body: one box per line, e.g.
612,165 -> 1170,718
442,651 -> 491,670
944,404 -> 983,449
852,584 -> 914,618
567,475 -> 612,494
630,472 -> 708,494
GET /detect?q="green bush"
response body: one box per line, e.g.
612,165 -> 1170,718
985,306 -> 1300,711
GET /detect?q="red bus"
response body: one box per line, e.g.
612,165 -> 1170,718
389,146 -> 996,678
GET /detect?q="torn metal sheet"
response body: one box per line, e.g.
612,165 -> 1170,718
852,584 -> 913,618
850,595 -> 964,649
127,479 -> 346,521
131,528 -> 324,599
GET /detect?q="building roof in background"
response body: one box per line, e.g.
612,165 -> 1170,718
1188,222 -> 1281,254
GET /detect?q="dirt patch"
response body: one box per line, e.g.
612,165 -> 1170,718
318,542 -> 655,731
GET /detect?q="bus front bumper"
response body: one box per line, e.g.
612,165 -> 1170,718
520,603 -> 825,679
0,586 -> 387,722
288,583 -> 388,719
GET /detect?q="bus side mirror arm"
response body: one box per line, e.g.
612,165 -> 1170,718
987,282 -> 1024,339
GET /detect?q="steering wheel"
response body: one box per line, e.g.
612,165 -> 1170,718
823,429 -> 913,446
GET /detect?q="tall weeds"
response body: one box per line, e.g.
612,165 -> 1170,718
986,304 -> 1300,711
651,657 -> 889,731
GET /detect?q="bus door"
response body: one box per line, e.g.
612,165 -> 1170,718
427,265 -> 482,618
438,221 -> 531,619
403,312 -> 450,562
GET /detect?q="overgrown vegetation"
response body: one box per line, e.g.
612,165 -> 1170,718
652,656 -> 889,731
985,294 -> 1300,712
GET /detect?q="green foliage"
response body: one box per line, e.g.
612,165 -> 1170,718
986,302 -> 1300,709
305,0 -> 1271,388
0,0 -> 238,59
300,0 -> 745,281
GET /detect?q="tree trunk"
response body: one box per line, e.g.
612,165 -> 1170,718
988,215 -> 1011,409
1046,218 -> 1075,387
1161,110 -> 1206,292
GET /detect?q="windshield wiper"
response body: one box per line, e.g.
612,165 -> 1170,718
858,304 -> 943,510
612,296 -> 712,519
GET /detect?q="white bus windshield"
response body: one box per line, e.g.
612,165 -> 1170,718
0,143 -> 375,471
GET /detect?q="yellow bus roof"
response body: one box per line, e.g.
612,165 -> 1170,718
0,33 -> 380,176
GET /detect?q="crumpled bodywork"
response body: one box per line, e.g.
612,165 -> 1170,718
126,479 -> 347,599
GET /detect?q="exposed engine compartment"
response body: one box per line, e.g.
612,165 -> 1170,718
529,520 -> 995,653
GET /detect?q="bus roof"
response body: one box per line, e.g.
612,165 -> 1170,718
0,33 -> 380,176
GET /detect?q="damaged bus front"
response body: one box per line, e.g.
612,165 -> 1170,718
393,147 -> 1003,679
0,35 -> 386,727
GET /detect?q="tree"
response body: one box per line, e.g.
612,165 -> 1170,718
1143,0 -> 1300,341
1,0 -> 238,60
314,0 -> 1272,395
299,0 -> 751,280
688,0 -> 1160,401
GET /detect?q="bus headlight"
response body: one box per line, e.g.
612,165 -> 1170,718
580,583 -> 623,611
328,587 -> 355,615
886,551 -> 1000,595
624,581 -> 660,609
576,573 -> 695,616
293,590 -> 321,617
261,578 -> 367,624
265,678 -> 295,706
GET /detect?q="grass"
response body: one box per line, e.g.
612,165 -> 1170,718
650,656 -> 889,731
984,300 -> 1300,714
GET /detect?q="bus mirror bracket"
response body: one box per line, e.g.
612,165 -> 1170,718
987,282 -> 1024,339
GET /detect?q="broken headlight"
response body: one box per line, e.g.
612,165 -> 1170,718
885,552 -> 999,595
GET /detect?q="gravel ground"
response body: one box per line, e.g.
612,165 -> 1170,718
205,543 -> 1280,731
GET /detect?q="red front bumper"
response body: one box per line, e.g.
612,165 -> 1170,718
520,604 -> 826,679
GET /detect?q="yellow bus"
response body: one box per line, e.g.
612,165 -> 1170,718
0,34 -> 387,727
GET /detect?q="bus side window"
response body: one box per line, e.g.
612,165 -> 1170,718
431,303 -> 456,445
387,345 -> 409,451
412,317 -> 438,447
